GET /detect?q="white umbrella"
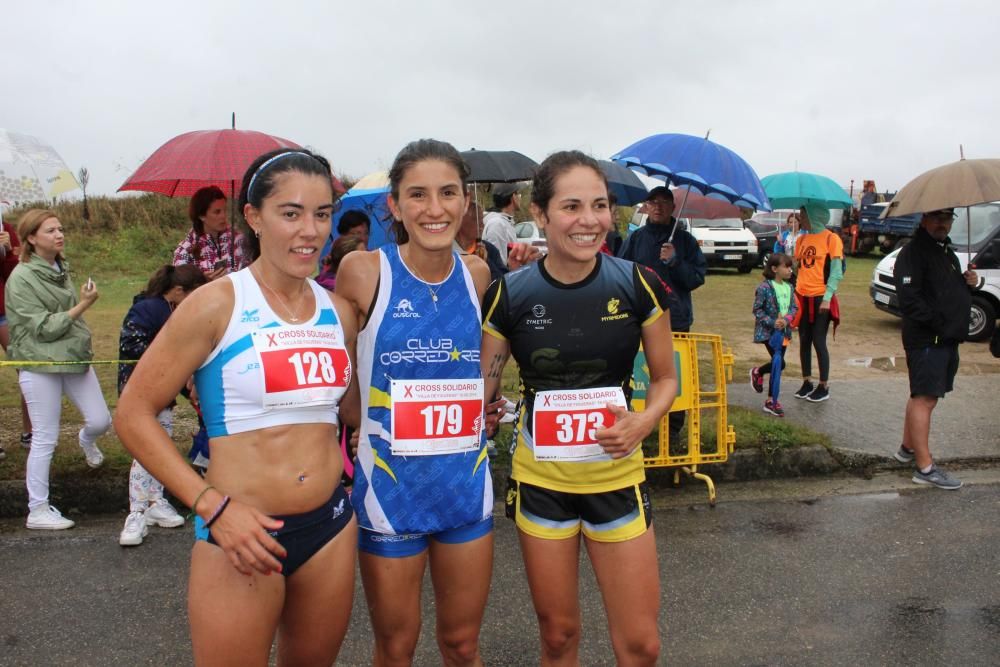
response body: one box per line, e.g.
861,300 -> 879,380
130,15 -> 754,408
0,129 -> 80,203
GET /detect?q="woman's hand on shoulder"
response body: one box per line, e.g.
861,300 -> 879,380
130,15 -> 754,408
206,499 -> 287,576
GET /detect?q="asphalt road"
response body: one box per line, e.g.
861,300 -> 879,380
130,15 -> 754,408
2,476 -> 998,666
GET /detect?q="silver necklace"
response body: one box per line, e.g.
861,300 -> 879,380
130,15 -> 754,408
404,251 -> 452,309
252,266 -> 307,323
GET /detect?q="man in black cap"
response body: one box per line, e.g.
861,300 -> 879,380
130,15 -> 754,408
482,183 -> 522,264
618,186 -> 707,441
892,208 -> 979,489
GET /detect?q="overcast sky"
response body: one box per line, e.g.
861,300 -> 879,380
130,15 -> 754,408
5,0 -> 999,198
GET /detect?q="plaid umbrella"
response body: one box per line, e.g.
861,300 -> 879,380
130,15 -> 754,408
119,129 -> 345,198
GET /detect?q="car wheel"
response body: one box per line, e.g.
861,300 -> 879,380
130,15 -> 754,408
738,263 -> 754,274
968,295 -> 997,342
892,238 -> 910,252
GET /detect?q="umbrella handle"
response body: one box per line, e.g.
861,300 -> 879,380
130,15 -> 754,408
669,187 -> 695,243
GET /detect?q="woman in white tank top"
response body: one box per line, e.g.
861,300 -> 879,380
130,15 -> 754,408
116,149 -> 360,665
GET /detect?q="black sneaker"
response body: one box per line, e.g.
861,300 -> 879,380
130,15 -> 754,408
0,446 -> 6,461
20,432 -> 31,449
806,385 -> 830,402
794,380 -> 814,399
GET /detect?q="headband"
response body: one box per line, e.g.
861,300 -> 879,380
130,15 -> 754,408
246,151 -> 313,202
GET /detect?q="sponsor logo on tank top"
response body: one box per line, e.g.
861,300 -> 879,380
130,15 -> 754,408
379,337 -> 480,364
240,308 -> 260,323
393,299 -> 420,318
601,296 -> 628,322
527,303 -> 552,329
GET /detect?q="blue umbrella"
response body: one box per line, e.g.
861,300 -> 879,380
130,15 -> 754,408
768,329 -> 786,402
597,159 -> 648,206
319,172 -> 393,265
611,133 -> 771,211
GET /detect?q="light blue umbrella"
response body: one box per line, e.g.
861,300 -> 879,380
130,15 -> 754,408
761,171 -> 853,210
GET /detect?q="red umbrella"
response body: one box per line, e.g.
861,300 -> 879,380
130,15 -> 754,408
118,129 -> 345,197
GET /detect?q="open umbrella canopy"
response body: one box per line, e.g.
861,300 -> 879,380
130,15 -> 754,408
119,129 -> 345,198
761,171 -> 853,210
324,171 -> 392,255
611,133 -> 771,211
597,160 -> 648,206
670,185 -> 743,219
461,149 -> 538,183
0,129 -> 80,203
881,158 -> 1000,218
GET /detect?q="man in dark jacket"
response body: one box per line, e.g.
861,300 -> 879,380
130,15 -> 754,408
619,186 -> 707,441
892,209 -> 979,489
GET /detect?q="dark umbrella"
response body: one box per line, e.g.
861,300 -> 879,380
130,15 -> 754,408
597,160 -> 648,206
460,149 -> 538,184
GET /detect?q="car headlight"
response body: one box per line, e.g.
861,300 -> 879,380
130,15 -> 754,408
701,240 -> 714,247
749,239 -> 757,248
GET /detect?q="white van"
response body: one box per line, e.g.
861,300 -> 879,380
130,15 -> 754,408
629,212 -> 758,273
870,203 -> 1000,341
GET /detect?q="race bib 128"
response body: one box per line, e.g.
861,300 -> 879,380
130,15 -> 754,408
252,326 -> 350,409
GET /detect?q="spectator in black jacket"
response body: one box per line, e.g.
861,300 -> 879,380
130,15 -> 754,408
892,209 -> 979,489
618,186 -> 706,441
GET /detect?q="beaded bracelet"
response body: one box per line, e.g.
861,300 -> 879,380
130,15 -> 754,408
204,495 -> 231,529
187,485 -> 215,521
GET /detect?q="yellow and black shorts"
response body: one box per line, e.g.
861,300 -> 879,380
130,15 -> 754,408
505,478 -> 652,543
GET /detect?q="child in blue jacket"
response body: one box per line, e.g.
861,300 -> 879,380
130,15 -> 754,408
750,254 -> 797,416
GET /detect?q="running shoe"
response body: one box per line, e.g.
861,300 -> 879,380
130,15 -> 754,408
763,399 -> 785,417
893,445 -> 916,464
20,432 -> 32,449
26,504 -> 75,530
80,439 -> 104,469
750,367 -> 764,394
912,466 -> 962,490
145,499 -> 185,528
806,385 -> 830,402
0,446 -> 5,461
794,380 -> 815,399
120,511 -> 148,546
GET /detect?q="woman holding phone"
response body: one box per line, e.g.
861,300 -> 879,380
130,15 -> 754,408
5,209 -> 110,529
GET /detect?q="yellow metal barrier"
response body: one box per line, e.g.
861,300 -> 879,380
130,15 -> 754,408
631,332 -> 735,506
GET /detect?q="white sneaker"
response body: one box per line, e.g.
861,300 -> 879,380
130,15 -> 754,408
80,440 -> 104,468
26,504 -> 75,530
145,499 -> 185,528
119,511 -> 148,546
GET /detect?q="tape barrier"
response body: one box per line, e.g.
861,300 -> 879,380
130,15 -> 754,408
0,359 -> 137,367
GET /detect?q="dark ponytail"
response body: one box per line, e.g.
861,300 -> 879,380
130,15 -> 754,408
143,264 -> 208,297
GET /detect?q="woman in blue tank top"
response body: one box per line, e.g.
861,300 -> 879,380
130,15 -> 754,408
338,139 -> 531,666
116,149 -> 360,665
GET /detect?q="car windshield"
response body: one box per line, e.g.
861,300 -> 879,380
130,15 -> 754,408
951,203 -> 1000,252
689,218 -> 744,229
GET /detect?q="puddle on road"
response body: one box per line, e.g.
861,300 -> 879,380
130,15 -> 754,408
750,519 -> 805,536
845,356 -> 905,372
